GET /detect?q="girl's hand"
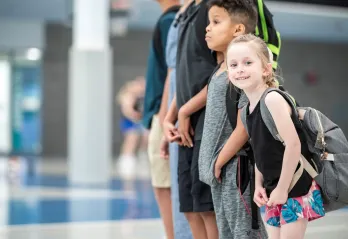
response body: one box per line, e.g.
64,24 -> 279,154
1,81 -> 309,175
253,187 -> 268,207
267,187 -> 288,207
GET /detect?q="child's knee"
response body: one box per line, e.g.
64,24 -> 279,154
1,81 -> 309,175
200,211 -> 216,219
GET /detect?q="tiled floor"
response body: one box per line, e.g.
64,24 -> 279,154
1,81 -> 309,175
1,157 -> 348,239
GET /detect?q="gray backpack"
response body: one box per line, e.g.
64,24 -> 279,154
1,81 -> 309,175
241,87 -> 348,212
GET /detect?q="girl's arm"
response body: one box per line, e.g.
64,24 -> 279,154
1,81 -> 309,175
265,92 -> 301,198
254,164 -> 269,207
255,164 -> 264,188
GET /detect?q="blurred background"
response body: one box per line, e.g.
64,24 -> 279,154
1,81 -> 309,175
0,0 -> 347,238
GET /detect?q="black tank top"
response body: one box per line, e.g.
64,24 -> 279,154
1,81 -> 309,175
246,102 -> 313,198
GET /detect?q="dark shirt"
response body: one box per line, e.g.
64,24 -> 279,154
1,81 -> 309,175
176,1 -> 217,140
142,8 -> 179,129
246,102 -> 314,198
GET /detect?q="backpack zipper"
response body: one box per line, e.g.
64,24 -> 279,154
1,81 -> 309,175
313,109 -> 327,158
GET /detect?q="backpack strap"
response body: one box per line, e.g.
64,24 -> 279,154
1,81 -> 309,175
230,91 -> 259,230
239,88 -> 297,139
225,85 -> 241,130
253,0 -> 281,71
259,87 -> 301,143
259,88 -> 319,190
240,105 -> 249,137
249,164 -> 259,230
207,62 -> 223,87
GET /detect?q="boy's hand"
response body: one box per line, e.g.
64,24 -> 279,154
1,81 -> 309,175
178,108 -> 194,148
160,136 -> 169,159
163,120 -> 181,143
254,186 -> 269,207
214,161 -> 222,183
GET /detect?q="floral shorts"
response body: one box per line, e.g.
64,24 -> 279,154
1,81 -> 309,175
265,181 -> 325,227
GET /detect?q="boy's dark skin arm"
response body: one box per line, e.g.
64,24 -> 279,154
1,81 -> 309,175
163,96 -> 182,143
178,85 -> 208,147
214,109 -> 249,182
178,52 -> 224,147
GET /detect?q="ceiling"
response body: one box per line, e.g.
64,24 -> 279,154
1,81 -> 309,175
127,0 -> 348,43
0,0 -> 346,43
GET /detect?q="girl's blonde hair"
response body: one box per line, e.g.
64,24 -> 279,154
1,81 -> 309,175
227,33 -> 279,88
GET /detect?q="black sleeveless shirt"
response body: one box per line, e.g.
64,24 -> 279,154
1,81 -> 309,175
246,102 -> 313,198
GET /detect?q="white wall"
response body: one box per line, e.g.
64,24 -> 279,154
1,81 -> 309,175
0,0 -> 71,22
0,20 -> 45,50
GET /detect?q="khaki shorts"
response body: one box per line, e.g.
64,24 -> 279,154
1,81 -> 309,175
148,115 -> 171,188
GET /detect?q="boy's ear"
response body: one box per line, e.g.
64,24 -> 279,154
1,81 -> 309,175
233,24 -> 246,37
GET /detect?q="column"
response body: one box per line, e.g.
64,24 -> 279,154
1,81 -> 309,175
68,0 -> 113,185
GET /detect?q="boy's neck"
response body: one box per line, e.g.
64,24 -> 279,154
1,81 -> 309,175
222,50 -> 227,59
217,52 -> 225,64
159,0 -> 180,12
195,0 -> 202,5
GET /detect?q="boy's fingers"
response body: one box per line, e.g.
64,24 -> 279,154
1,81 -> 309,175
172,134 -> 181,140
168,134 -> 179,142
214,170 -> 220,179
185,133 -> 193,147
168,129 -> 179,142
190,126 -> 194,136
180,133 -> 189,147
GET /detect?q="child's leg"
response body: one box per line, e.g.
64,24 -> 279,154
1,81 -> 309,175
184,212 -> 208,239
139,128 -> 149,152
119,118 -> 141,156
223,160 -> 268,238
178,145 -> 207,239
169,142 -> 192,239
280,219 -> 308,239
147,115 -> 173,239
266,225 -> 280,239
278,181 -> 324,239
120,130 -> 140,155
200,211 -> 219,239
191,140 -> 218,239
117,129 -> 139,178
264,205 -> 282,239
154,187 -> 174,239
211,183 -> 233,239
